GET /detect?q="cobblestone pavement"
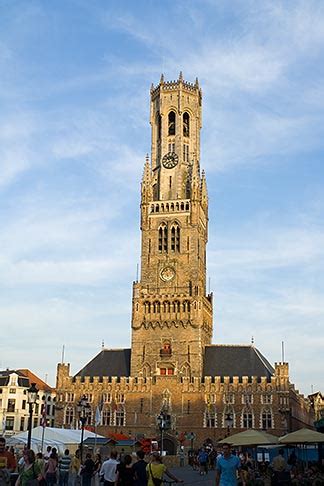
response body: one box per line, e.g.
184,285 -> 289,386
168,465 -> 272,486
168,465 -> 216,486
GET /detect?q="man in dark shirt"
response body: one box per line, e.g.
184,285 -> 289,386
132,450 -> 147,486
81,453 -> 95,486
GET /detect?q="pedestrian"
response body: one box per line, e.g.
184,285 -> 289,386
0,436 -> 16,471
35,453 -> 45,477
198,448 -> 208,475
44,447 -> 52,463
99,451 -> 119,486
45,450 -> 58,486
15,449 -> 42,486
116,455 -> 134,486
271,449 -> 289,485
179,447 -> 185,468
70,450 -> 81,486
215,443 -> 245,486
93,454 -> 102,486
146,452 -> 182,486
81,453 -> 95,486
132,450 -> 147,486
59,449 -> 72,486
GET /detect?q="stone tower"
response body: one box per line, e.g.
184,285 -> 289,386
131,73 -> 213,378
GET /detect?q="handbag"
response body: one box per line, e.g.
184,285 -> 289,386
149,465 -> 163,486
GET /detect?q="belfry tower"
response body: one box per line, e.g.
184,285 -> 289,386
131,73 -> 213,378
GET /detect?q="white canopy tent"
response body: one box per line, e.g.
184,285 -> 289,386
7,427 -> 105,454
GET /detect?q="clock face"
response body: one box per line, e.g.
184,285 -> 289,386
160,266 -> 176,282
162,152 -> 178,169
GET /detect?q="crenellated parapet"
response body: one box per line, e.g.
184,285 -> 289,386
150,72 -> 201,100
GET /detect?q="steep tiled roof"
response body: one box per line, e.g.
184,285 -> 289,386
18,369 -> 54,392
203,345 -> 274,379
74,349 -> 131,379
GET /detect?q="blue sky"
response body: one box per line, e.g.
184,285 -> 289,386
1,0 -> 324,395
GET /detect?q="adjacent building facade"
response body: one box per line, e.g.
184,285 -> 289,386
0,369 -> 56,437
55,75 -> 314,452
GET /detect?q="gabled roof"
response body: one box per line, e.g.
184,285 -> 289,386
203,345 -> 274,379
74,349 -> 131,379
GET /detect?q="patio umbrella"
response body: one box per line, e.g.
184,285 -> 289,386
279,428 -> 324,444
218,429 -> 279,446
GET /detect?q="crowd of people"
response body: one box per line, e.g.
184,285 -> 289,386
188,441 -> 324,485
1,434 -> 324,486
0,437 -> 183,486
188,442 -> 255,482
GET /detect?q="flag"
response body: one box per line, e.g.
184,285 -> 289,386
95,406 -> 101,426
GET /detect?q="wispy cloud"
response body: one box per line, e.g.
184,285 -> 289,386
0,0 -> 323,393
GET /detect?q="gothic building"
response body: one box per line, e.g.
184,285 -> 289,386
55,74 -> 314,452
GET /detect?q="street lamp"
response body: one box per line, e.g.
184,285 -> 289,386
224,412 -> 233,437
77,395 -> 91,463
27,383 -> 38,449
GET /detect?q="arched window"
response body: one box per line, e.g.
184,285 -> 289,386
171,224 -> 180,252
183,112 -> 190,137
115,407 -> 125,427
153,301 -> 160,313
102,407 -> 112,426
163,301 -> 170,313
102,393 -> 112,403
144,301 -> 151,314
204,407 -> 217,428
156,112 -> 161,141
158,224 -> 168,252
180,363 -> 191,378
183,300 -> 190,312
168,111 -> 176,136
142,364 -> 151,378
64,406 -> 74,426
